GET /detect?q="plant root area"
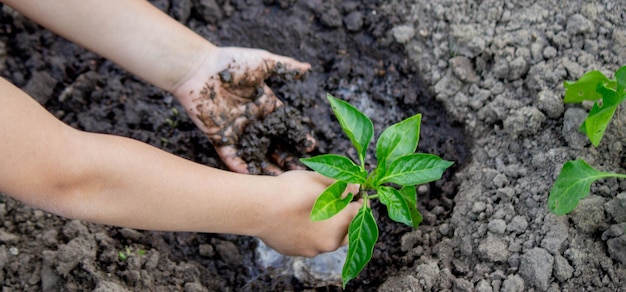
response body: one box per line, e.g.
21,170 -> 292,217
1,0 -> 625,291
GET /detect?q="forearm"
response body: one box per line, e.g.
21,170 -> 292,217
2,0 -> 214,92
0,77 -> 274,236
0,74 -> 360,256
62,132 -> 277,235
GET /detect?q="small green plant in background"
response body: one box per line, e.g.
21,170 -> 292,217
300,93 -> 453,287
165,107 -> 180,129
549,66 -> 626,215
563,66 -> 626,146
118,246 -> 146,261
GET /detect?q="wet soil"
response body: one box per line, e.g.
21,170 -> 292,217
1,0 -> 468,290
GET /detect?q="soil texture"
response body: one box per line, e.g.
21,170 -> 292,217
0,0 -> 624,291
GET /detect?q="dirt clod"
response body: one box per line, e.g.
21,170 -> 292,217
239,105 -> 312,174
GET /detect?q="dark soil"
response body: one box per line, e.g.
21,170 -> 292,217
0,1 -> 468,290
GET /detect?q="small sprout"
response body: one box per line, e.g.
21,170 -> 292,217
165,118 -> 178,129
118,246 -> 145,261
118,251 -> 128,261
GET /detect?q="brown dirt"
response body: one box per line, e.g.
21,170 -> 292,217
0,1 -> 468,290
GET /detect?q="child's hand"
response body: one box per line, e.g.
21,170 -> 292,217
256,171 -> 363,257
173,47 -> 315,174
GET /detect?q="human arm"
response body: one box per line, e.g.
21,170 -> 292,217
2,0 -> 208,92
2,0 -> 314,173
0,77 -> 360,257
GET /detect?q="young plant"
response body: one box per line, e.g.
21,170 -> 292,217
118,246 -> 146,261
563,66 -> 626,146
300,93 -> 454,287
549,66 -> 626,215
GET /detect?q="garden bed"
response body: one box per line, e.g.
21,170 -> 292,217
0,0 -> 624,290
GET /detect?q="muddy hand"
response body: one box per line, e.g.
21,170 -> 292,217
174,47 -> 314,174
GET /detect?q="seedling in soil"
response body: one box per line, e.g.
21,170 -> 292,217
300,93 -> 453,287
549,66 -> 626,215
563,66 -> 626,146
118,246 -> 146,261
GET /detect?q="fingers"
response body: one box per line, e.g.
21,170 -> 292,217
257,86 -> 317,173
345,184 -> 360,198
219,47 -> 311,86
261,161 -> 283,176
215,145 -> 284,176
205,48 -> 313,175
260,53 -> 311,80
342,233 -> 349,246
302,134 -> 317,152
255,84 -> 282,117
269,134 -> 316,171
215,145 -> 249,174
346,184 -> 359,193
270,151 -> 303,170
342,234 -> 350,246
341,199 -> 364,246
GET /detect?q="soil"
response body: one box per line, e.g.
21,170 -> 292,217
0,0 -> 624,291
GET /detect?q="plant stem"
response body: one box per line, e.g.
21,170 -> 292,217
608,173 -> 626,179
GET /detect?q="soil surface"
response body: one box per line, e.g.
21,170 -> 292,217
0,0 -> 624,291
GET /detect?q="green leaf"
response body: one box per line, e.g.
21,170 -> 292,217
548,159 -> 622,215
563,70 -> 611,103
118,252 -> 128,261
327,93 -> 374,167
615,65 -> 626,97
378,186 -> 422,228
398,186 -> 422,226
378,153 -> 454,186
376,114 -> 421,169
342,205 -> 378,287
579,83 -> 619,146
300,154 -> 367,183
310,181 -> 353,221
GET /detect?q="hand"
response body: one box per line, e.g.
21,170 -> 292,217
173,46 -> 315,174
257,171 -> 363,257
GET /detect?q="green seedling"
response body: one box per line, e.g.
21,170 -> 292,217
165,117 -> 178,128
563,66 -> 626,146
300,93 -> 453,287
118,246 -> 146,261
549,65 -> 626,215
